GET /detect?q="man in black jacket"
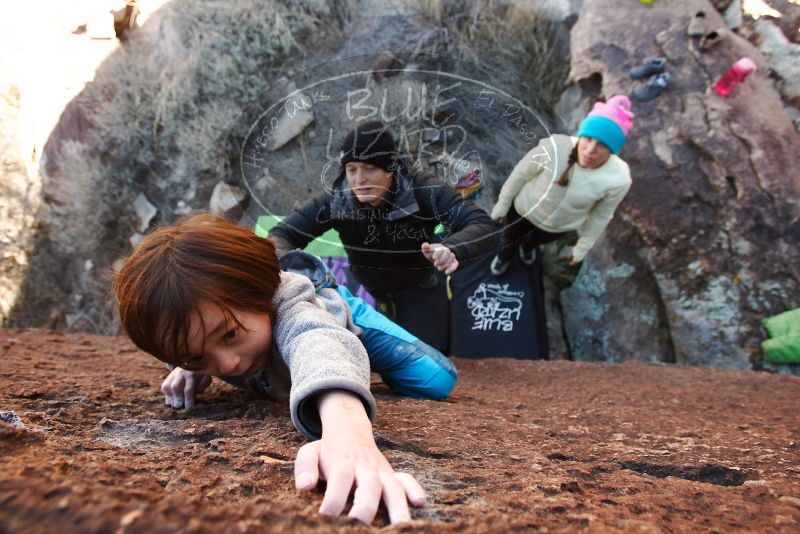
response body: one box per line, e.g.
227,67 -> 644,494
269,121 -> 495,350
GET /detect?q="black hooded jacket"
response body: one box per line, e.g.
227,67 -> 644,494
269,163 -> 495,296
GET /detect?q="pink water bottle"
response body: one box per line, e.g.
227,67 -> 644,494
714,57 -> 757,97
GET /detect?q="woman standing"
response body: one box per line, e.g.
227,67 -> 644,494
489,95 -> 634,275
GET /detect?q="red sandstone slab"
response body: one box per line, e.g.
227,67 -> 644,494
1,328 -> 798,532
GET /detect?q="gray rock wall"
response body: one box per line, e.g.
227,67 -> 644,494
555,0 -> 800,369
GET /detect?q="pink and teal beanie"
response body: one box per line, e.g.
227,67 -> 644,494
576,95 -> 634,154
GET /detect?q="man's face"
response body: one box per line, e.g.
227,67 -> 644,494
345,161 -> 393,206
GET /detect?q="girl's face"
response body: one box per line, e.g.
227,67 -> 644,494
577,136 -> 611,169
345,161 -> 393,206
181,300 -> 272,377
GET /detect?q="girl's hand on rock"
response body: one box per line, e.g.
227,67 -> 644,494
294,390 -> 426,525
160,367 -> 211,409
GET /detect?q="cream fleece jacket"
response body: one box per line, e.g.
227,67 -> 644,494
491,135 -> 631,262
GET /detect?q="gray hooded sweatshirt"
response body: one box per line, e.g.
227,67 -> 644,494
220,270 -> 376,440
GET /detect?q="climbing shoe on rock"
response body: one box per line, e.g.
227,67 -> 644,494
633,72 -> 671,102
630,57 -> 666,79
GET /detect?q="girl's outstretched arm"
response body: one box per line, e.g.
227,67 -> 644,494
294,390 -> 426,525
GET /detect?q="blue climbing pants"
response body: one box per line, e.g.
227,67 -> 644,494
337,285 -> 457,399
278,249 -> 457,399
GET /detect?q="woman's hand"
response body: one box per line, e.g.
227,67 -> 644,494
160,367 -> 212,409
421,242 -> 459,275
564,249 -> 580,266
294,391 -> 426,525
493,216 -> 508,225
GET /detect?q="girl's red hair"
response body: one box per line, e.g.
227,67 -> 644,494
113,212 -> 280,367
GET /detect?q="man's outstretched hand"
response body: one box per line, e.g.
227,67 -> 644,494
421,242 -> 459,275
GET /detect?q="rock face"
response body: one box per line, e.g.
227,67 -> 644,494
5,0 -> 571,337
555,0 -> 800,369
5,0 -> 799,372
0,85 -> 38,326
6,0 -> 340,333
2,328 -> 799,531
754,18 -> 800,107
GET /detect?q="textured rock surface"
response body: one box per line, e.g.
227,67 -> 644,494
555,0 -> 800,369
0,84 -> 38,325
754,18 -> 800,106
2,328 -> 799,532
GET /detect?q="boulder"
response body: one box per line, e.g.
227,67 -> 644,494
0,84 -> 38,326
263,79 -> 315,152
132,193 -> 156,233
557,0 -> 800,368
724,0 -> 743,29
14,0 -> 798,373
209,181 -> 248,218
754,18 -> 800,106
768,0 -> 800,44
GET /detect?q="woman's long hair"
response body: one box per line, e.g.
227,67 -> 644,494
556,143 -> 580,187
